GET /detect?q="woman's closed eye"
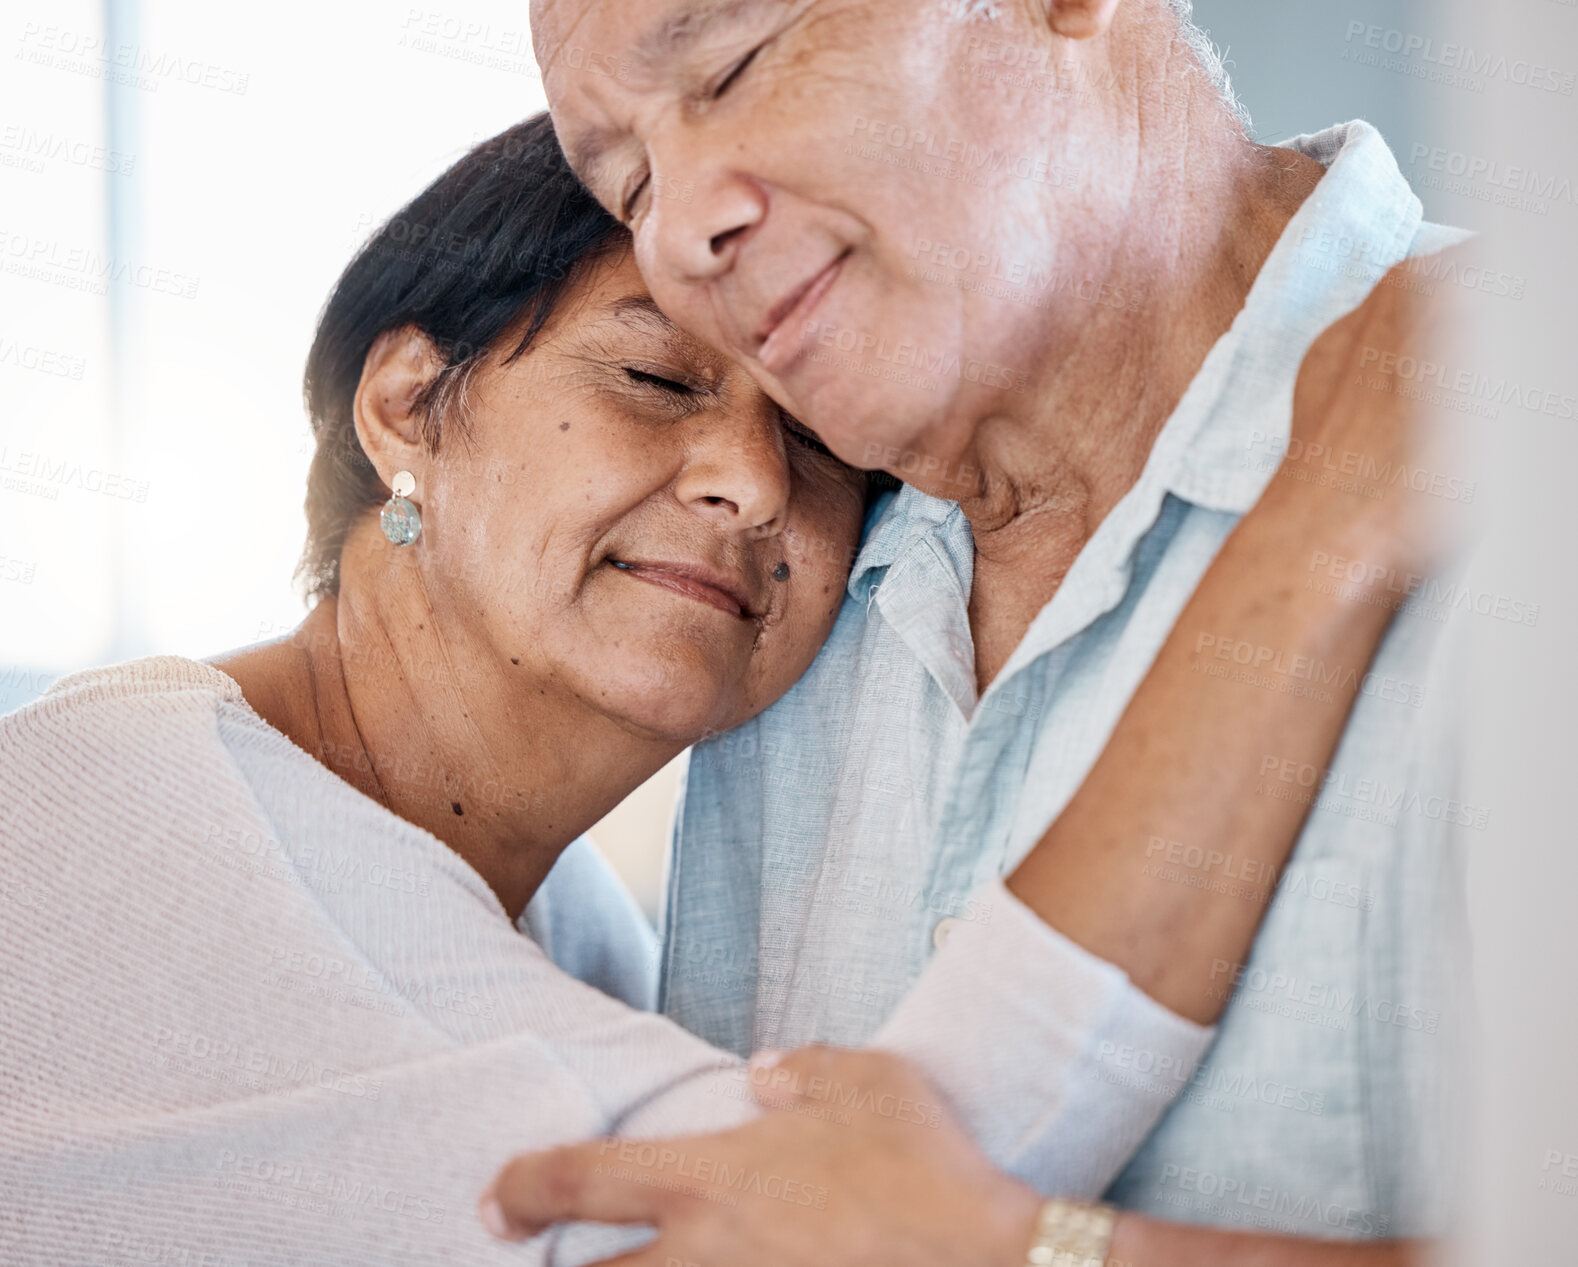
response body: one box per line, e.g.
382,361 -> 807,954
619,362 -> 836,458
623,366 -> 699,396
619,365 -> 715,417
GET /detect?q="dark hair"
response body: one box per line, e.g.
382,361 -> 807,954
298,112 -> 625,598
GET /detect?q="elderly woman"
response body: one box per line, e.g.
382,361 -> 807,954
0,114 -> 1432,1265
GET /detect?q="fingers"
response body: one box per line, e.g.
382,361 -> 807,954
746,1044 -> 930,1111
482,1141 -> 668,1242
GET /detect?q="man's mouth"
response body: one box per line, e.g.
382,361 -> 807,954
608,559 -> 758,619
754,251 -> 849,374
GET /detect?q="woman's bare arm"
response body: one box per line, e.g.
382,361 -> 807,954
1007,259 -> 1457,1023
1006,491 -> 1394,1024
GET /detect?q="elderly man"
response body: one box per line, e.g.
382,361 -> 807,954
491,0 -> 1472,1262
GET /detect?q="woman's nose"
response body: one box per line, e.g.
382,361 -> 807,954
673,410 -> 791,540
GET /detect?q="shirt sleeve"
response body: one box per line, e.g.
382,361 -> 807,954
1359,616 -> 1472,1235
871,877 -> 1215,1197
521,835 -> 661,1012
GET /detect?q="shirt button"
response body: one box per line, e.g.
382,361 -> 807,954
932,917 -> 962,949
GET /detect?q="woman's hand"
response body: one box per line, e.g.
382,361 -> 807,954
482,1046 -> 1434,1267
481,1046 -> 1043,1267
1261,247 -> 1475,587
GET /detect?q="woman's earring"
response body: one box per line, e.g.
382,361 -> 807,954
380,470 -> 423,546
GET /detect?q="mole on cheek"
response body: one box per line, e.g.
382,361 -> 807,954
559,422 -> 571,432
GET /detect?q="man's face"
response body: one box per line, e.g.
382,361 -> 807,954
533,0 -> 1100,483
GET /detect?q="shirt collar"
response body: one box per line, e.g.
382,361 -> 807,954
1165,120 -> 1425,511
848,484 -> 965,598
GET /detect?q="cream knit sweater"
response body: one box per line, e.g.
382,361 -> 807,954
0,658 -> 1211,1265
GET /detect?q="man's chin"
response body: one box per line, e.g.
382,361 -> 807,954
796,384 -> 955,476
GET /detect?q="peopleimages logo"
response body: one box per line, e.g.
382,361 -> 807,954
846,117 -> 1081,189
0,338 -> 86,380
1257,754 -> 1493,832
595,1140 -> 830,1211
1208,958 -> 1443,1036
1409,144 -> 1577,216
1194,632 -> 1427,709
803,320 -> 1031,394
1157,1163 -> 1391,1236
17,22 -> 251,95
1095,1041 -> 1330,1115
0,447 -> 150,502
213,1151 -> 445,1224
1343,22 -> 1577,95
1357,347 -> 1578,422
0,124 -> 135,176
0,228 -> 200,299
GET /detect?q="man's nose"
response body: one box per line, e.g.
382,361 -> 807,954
673,409 -> 790,540
642,136 -> 766,285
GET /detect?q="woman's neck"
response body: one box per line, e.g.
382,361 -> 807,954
217,526 -> 682,921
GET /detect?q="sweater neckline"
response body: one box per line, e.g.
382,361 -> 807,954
45,653 -> 249,703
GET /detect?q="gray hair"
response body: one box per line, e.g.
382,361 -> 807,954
1167,0 -> 1252,129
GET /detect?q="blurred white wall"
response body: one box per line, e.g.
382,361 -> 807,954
0,0 -> 675,915
1430,2 -> 1578,1261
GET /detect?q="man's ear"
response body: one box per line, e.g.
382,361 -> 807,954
1045,0 -> 1121,40
353,326 -> 444,492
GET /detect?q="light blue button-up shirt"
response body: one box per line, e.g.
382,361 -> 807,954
662,122 -> 1474,1237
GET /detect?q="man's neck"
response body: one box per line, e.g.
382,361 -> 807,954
219,529 -> 680,922
957,102 -> 1326,691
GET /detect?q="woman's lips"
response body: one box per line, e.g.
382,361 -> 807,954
609,560 -> 753,619
755,252 -> 848,375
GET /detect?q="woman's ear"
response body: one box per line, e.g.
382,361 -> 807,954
1045,0 -> 1122,40
353,326 -> 445,492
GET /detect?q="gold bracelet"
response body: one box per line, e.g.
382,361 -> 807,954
1024,1198 -> 1115,1267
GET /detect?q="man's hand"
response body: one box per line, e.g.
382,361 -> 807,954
480,1046 -> 1042,1267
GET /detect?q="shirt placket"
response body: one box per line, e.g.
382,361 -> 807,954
918,533 -> 1153,963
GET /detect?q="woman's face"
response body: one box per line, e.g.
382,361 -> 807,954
410,250 -> 866,743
